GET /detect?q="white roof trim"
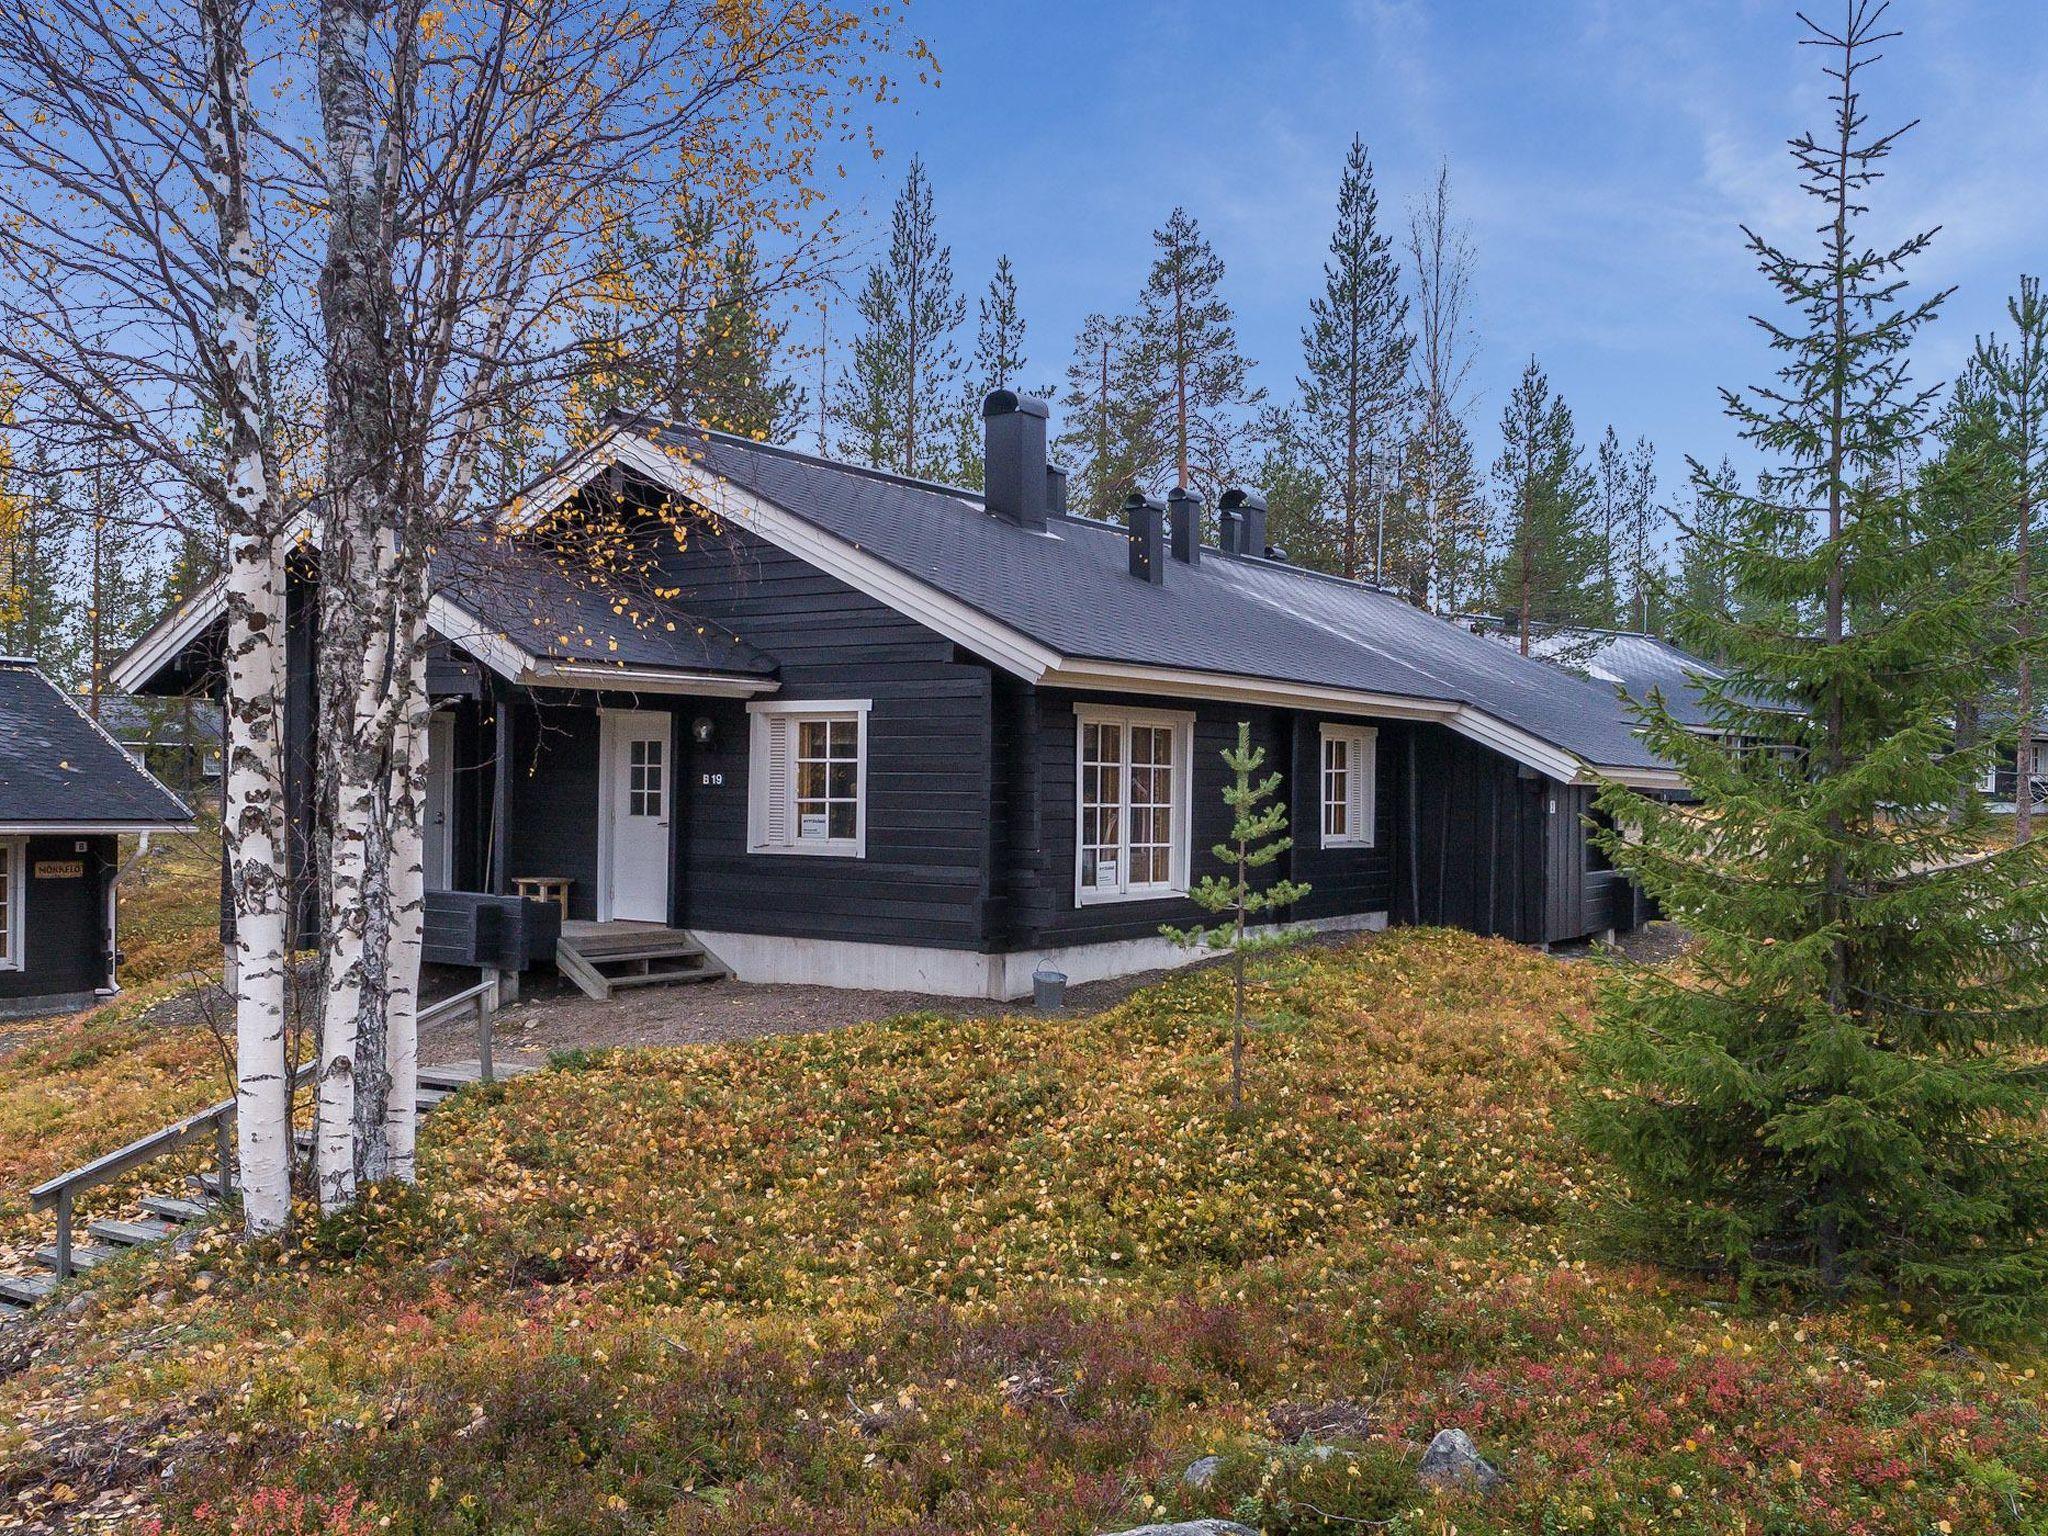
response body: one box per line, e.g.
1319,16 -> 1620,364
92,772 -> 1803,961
0,822 -> 195,835
108,575 -> 226,694
533,432 -> 1064,682
115,429 -> 1684,788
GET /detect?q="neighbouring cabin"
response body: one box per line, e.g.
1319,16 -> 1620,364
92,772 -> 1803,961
114,395 -> 1683,1000
0,659 -> 194,1018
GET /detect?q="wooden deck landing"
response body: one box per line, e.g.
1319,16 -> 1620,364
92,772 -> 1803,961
554,922 -> 729,1001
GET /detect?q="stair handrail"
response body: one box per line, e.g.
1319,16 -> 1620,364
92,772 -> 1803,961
26,976 -> 501,1282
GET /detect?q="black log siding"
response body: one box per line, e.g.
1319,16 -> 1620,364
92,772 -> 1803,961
0,834 -> 113,1006
650,524 -> 997,950
1287,714 -> 1398,925
504,692 -> 611,922
1002,688 -> 1396,952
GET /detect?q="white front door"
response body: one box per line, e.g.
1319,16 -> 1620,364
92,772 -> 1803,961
423,712 -> 455,891
601,710 -> 672,922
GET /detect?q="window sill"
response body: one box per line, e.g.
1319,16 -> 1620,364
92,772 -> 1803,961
1320,836 -> 1375,850
750,841 -> 866,860
1075,886 -> 1187,907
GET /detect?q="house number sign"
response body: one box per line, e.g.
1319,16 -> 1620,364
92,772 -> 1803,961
699,772 -> 724,787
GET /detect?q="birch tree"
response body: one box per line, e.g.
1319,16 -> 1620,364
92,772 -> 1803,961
303,0 -> 909,1207
1403,163 -> 1482,614
0,0 -> 302,1232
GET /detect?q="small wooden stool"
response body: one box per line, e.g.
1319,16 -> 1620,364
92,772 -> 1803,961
513,875 -> 572,920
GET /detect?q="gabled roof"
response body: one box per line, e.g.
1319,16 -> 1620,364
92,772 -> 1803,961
609,426 -> 1679,785
112,426 -> 1684,788
1478,624 -> 1788,732
0,660 -> 194,830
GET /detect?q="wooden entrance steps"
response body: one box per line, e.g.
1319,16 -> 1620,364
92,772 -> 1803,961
0,1057 -> 536,1323
554,922 -> 729,1002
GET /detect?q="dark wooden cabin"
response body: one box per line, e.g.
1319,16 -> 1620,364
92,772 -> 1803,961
113,394 -> 1682,1000
0,659 -> 194,1018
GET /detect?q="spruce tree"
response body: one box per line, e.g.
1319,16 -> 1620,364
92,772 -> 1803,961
1578,3 -> 2048,1321
1254,410 -> 1340,573
1489,357 -> 1596,651
1973,276 -> 2048,838
1136,207 -> 1263,503
1593,427 -> 1627,625
1296,135 -> 1413,583
834,155 -> 966,481
79,452 -> 164,712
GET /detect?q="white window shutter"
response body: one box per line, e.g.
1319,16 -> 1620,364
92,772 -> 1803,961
762,714 -> 791,847
1354,730 -> 1377,846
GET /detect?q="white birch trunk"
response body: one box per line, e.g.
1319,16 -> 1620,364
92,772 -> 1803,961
201,0 -> 292,1235
222,529 -> 291,1233
382,636 -> 430,1180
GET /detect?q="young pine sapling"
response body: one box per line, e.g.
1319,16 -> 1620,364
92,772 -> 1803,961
1163,722 -> 1311,1110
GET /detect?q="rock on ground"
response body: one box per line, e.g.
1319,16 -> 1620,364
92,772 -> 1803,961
1098,1523 -> 1258,1536
1418,1427 -> 1502,1493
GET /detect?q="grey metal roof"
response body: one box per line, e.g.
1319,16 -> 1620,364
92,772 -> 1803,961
432,537 -> 778,678
1489,626 -> 1778,731
0,660 -> 194,826
676,431 -> 1669,773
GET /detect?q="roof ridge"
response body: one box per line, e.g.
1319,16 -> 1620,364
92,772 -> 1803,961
627,417 -> 989,506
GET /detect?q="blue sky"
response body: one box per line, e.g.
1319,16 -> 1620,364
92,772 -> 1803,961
831,0 -> 2048,501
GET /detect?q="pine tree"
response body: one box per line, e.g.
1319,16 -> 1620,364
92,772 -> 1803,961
1054,311 -> 1161,521
1578,3 -> 2048,1320
1618,434 -> 1664,631
1135,207 -> 1264,503
0,433 -> 81,677
1593,427 -> 1627,625
958,254 -> 1029,485
1489,357 -> 1596,651
1296,136 -> 1413,583
1162,722 -> 1310,1112
1673,457 -> 1743,650
684,235 -> 807,443
1973,275 -> 2048,839
78,451 -> 164,712
833,156 -> 966,481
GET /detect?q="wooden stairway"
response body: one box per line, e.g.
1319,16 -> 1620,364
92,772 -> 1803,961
0,1058 -> 534,1321
554,922 -> 729,1002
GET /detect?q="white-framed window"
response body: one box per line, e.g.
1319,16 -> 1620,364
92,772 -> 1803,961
0,839 -> 21,972
747,699 -> 871,858
1319,723 -> 1378,849
1074,704 -> 1194,904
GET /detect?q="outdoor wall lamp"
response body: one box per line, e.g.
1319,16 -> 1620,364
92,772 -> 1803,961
691,716 -> 716,746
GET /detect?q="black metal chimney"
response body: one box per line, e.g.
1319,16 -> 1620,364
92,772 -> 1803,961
1220,488 -> 1268,557
1125,492 -> 1166,584
1166,486 -> 1201,564
982,390 -> 1050,530
1045,463 -> 1070,520
1217,505 -> 1244,555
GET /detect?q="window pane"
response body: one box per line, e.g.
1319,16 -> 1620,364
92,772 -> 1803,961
828,802 -> 857,839
829,720 -> 858,757
800,720 -> 829,759
828,761 -> 857,799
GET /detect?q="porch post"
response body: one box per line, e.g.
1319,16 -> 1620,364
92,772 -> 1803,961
489,679 -> 512,896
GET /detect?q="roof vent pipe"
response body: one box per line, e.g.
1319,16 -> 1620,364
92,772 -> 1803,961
1166,486 -> 1201,564
982,390 -> 1050,531
1125,492 -> 1166,584
1216,505 -> 1244,555
1219,487 -> 1268,558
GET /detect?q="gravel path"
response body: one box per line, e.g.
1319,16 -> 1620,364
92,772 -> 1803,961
413,957 -> 1210,1065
